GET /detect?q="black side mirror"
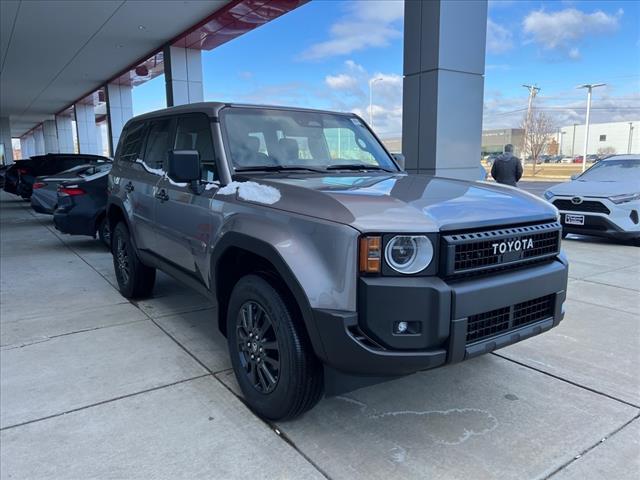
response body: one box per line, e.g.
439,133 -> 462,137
392,153 -> 405,171
167,150 -> 202,194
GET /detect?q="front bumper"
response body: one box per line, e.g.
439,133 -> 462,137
312,255 -> 568,376
560,212 -> 640,240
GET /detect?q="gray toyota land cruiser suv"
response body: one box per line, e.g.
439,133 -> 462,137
107,103 -> 568,420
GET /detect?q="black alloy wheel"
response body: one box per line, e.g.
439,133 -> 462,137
227,275 -> 324,420
112,222 -> 155,298
236,301 -> 280,394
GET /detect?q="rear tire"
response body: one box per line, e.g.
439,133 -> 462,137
227,274 -> 323,420
112,222 -> 155,298
97,216 -> 111,247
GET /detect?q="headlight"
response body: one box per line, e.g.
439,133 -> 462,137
609,192 -> 640,204
385,235 -> 433,274
543,190 -> 554,200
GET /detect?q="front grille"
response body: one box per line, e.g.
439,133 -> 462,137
441,222 -> 561,277
553,199 -> 610,215
466,294 -> 555,344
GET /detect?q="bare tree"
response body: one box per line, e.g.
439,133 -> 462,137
521,110 -> 555,175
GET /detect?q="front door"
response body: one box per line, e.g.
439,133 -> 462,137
154,114 -> 222,280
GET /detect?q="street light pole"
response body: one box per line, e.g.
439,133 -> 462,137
577,83 -> 605,172
629,122 -> 634,154
368,77 -> 383,131
522,84 -> 540,163
571,123 -> 577,157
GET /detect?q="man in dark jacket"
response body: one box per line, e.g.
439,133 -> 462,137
491,144 -> 523,187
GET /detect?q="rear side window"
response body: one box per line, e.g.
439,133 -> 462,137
174,115 -> 217,182
144,118 -> 174,169
119,122 -> 147,162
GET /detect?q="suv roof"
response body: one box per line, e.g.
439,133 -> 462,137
125,102 -> 359,126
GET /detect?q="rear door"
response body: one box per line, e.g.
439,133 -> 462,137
116,120 -> 160,251
154,113 -> 221,277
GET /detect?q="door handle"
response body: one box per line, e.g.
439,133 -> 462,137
155,189 -> 169,202
124,182 -> 134,193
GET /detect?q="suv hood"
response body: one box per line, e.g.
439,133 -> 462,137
547,179 -> 638,198
236,173 -> 557,232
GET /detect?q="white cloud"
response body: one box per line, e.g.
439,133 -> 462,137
486,19 -> 513,54
483,88 -> 640,130
325,74 -> 358,90
523,8 -> 622,59
299,1 -> 403,60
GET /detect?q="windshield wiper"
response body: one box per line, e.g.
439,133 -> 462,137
234,165 -> 326,173
326,163 -> 393,172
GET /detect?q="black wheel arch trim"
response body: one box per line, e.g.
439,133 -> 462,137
106,198 -> 138,251
211,231 -> 328,362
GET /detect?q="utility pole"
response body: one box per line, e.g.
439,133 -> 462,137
522,84 -> 540,171
577,83 -> 605,172
629,122 -> 634,154
368,77 -> 383,131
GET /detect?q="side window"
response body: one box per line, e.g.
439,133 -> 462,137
174,115 -> 217,182
119,122 -> 147,162
144,118 -> 173,169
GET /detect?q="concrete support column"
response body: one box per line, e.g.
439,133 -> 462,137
55,114 -> 75,153
402,0 -> 487,179
0,116 -> 14,164
163,45 -> 203,106
42,120 -> 59,154
106,82 -> 133,154
21,134 -> 35,158
33,126 -> 45,155
74,103 -> 100,155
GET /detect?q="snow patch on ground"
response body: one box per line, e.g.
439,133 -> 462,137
217,181 -> 281,205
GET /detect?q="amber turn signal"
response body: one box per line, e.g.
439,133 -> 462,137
359,236 -> 382,273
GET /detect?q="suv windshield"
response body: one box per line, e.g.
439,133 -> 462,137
578,158 -> 640,181
221,107 -> 397,172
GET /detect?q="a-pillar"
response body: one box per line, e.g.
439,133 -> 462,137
106,82 -> 133,155
74,102 -> 100,155
402,0 -> 487,180
33,126 -> 45,155
21,134 -> 35,159
163,45 -> 203,106
43,119 -> 59,154
0,117 -> 14,164
55,113 -> 75,153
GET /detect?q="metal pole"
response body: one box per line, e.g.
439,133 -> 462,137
368,77 -> 382,131
522,84 -> 540,163
577,83 -> 605,172
629,122 -> 634,154
571,123 -> 577,157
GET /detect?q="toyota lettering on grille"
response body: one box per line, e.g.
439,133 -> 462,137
491,237 -> 534,255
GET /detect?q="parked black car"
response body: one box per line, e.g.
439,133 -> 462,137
31,163 -> 112,214
3,161 -> 32,195
15,153 -> 110,199
0,165 -> 9,189
53,169 -> 110,246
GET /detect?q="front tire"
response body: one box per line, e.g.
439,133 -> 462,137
227,274 -> 323,420
112,222 -> 155,298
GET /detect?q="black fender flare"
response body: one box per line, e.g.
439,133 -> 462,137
210,231 -> 328,362
106,198 -> 138,251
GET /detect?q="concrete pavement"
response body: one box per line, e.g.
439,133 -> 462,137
1,191 -> 638,479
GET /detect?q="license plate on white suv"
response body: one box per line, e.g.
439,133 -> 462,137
565,214 -> 585,225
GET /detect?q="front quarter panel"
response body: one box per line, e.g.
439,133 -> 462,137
214,200 -> 359,312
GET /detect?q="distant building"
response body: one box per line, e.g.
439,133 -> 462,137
381,137 -> 402,153
557,121 -> 639,157
481,128 -> 524,157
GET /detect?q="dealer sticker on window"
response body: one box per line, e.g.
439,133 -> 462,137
565,214 -> 585,226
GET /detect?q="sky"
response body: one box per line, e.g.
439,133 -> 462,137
132,0 -> 640,139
